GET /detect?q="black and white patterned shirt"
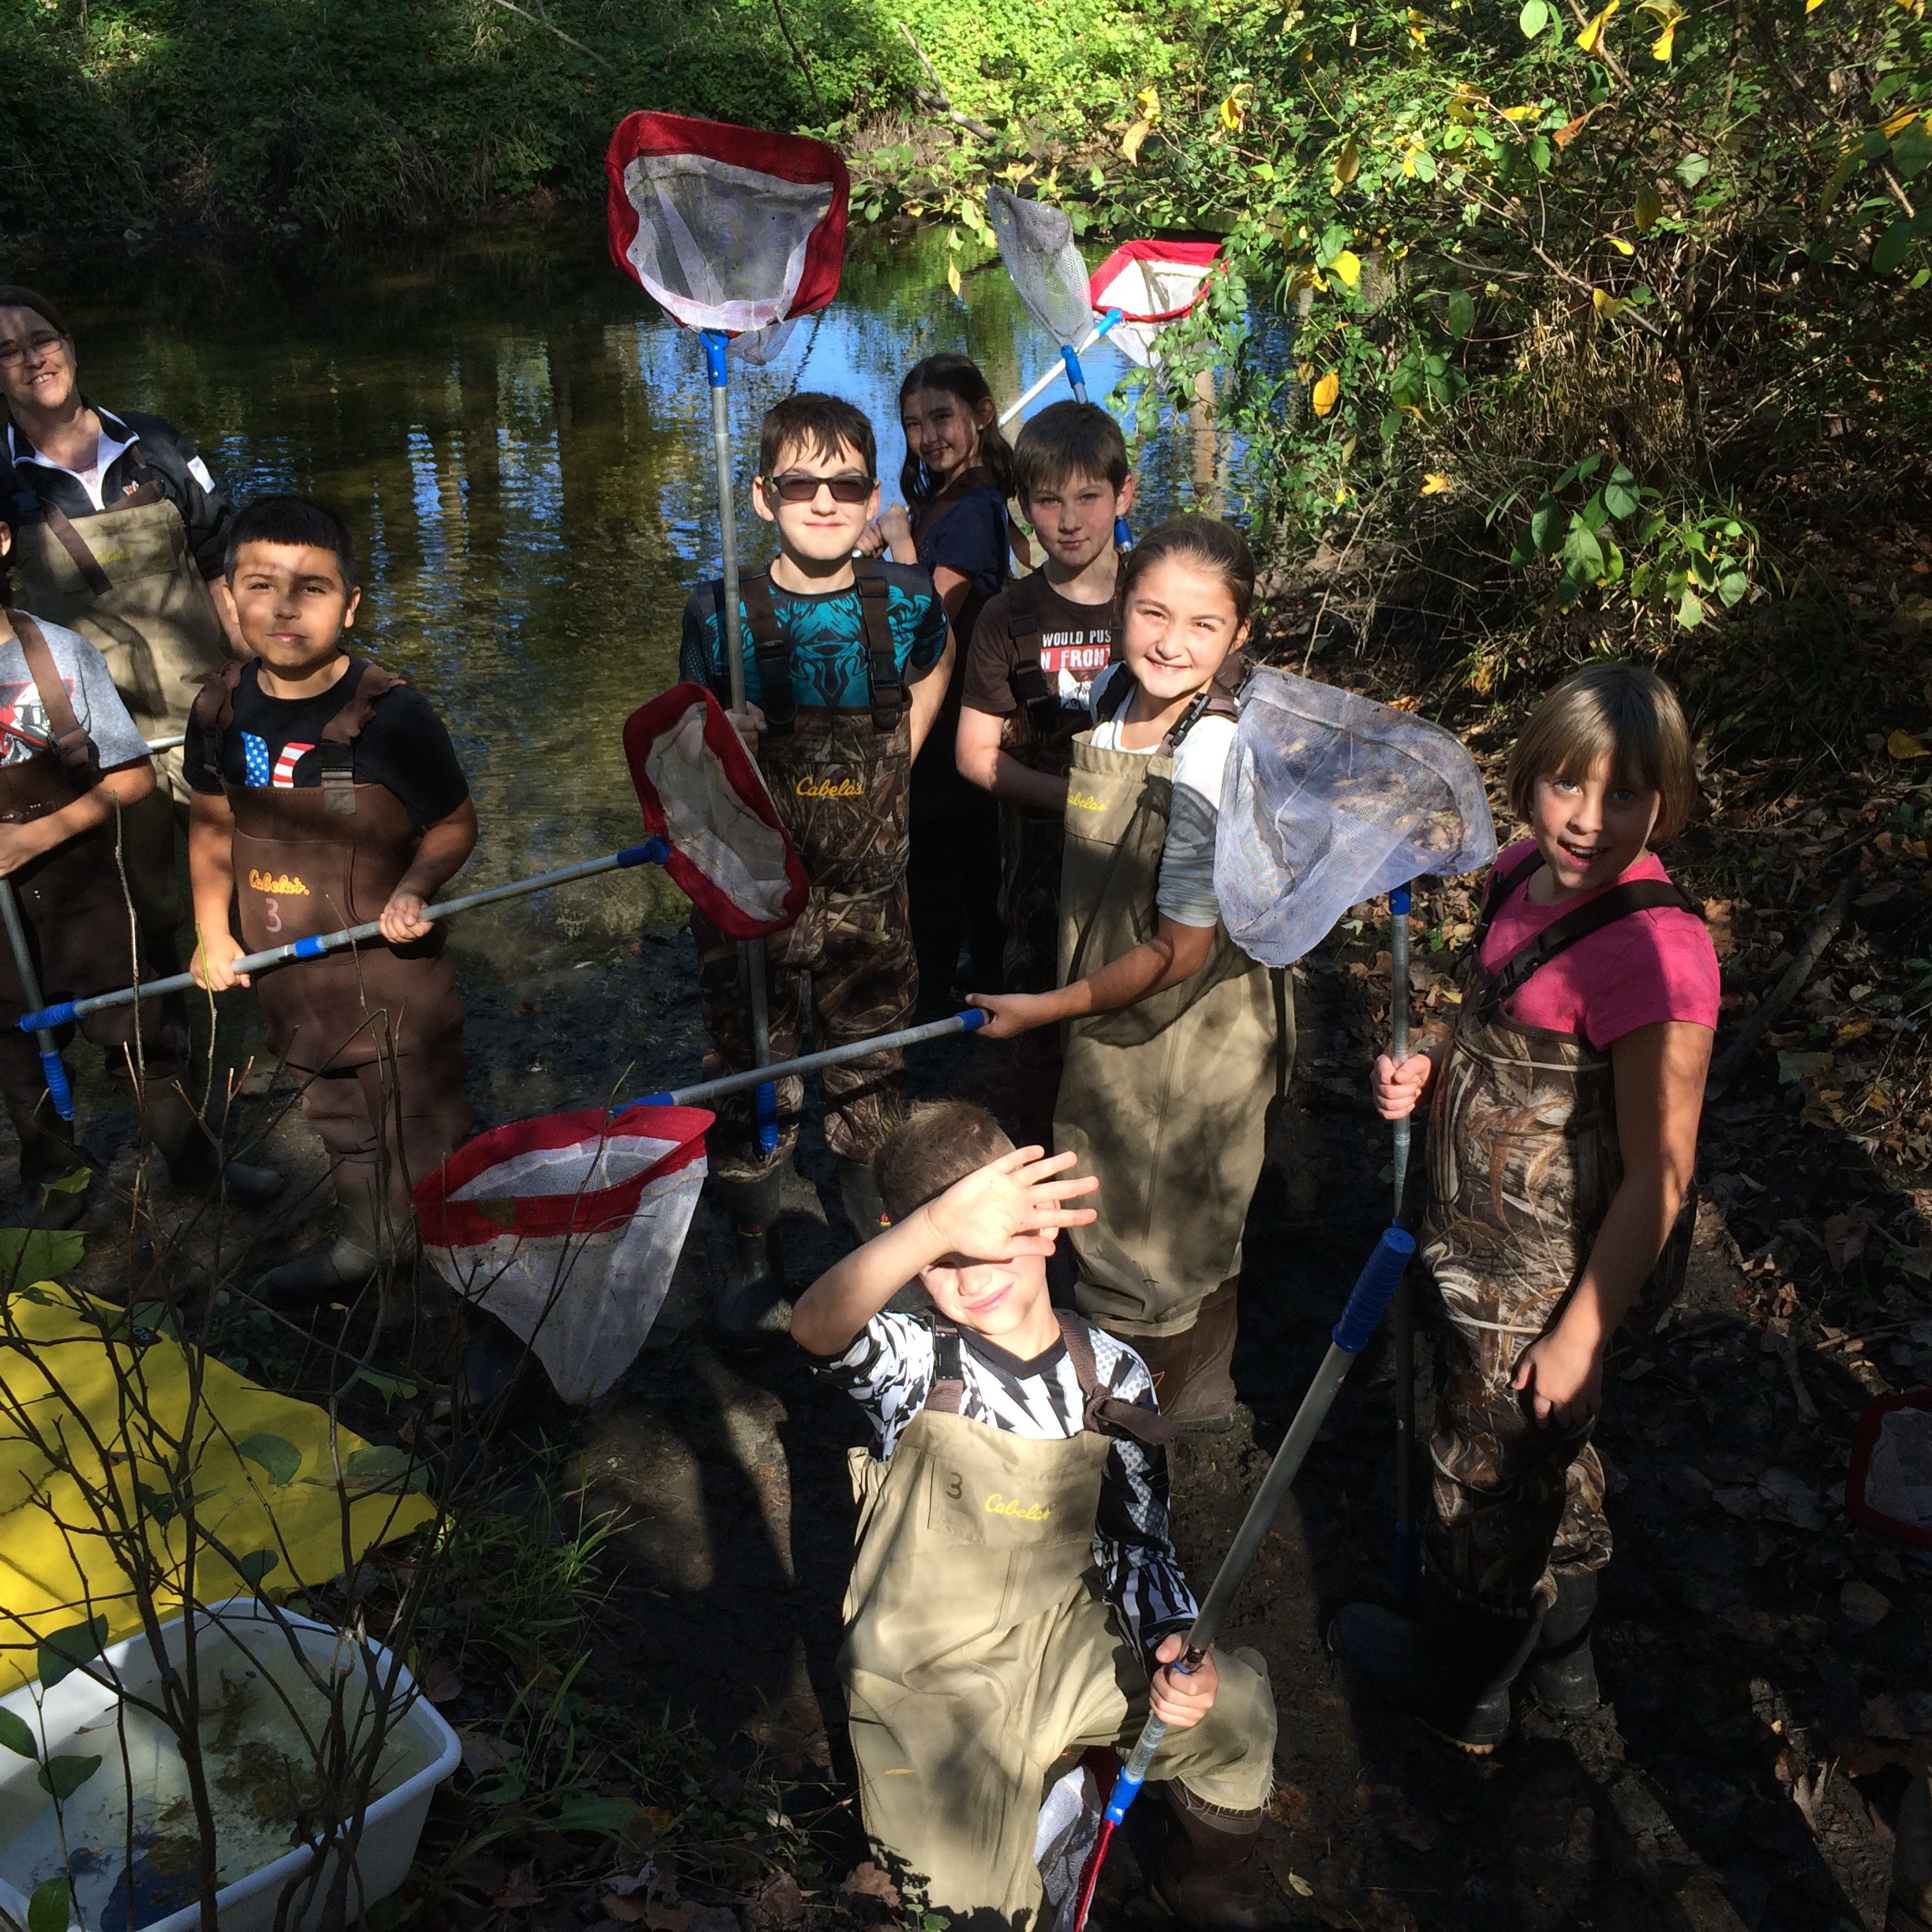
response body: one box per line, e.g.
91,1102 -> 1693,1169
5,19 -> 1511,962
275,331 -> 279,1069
813,1311 -> 1200,1657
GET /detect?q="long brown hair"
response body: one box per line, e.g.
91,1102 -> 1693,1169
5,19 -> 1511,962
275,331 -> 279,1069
897,353 -> 1015,509
1117,516 -> 1258,625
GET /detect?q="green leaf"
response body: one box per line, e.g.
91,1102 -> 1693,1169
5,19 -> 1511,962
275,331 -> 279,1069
1600,539 -> 1625,585
1530,499 -> 1566,554
134,1481 -> 178,1529
1576,454 -> 1603,480
550,1792 -> 642,1837
45,1170 -> 89,1195
38,1617 -> 107,1691
1604,474 -> 1642,519
237,1433 -> 301,1488
1873,220 -> 1916,274
1889,122 -> 1930,182
1530,136 -> 1552,174
344,1445 -> 411,1483
28,1876 -> 71,1932
1718,570 -> 1750,607
1519,0 -> 1550,32
1676,586 -> 1705,627
354,1370 -> 418,1403
0,1230 -> 85,1285
1411,148 -> 1437,182
36,1754 -> 101,1803
234,1549 -> 279,1590
0,1705 -> 36,1758
1674,152 -> 1711,189
1445,290 -> 1475,338
1635,183 -> 1665,230
1561,517 -> 1605,582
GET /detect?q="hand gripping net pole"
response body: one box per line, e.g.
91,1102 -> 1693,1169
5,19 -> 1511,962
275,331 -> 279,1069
1215,666 -> 1499,968
1087,238 -> 1224,369
415,1106 -> 715,1406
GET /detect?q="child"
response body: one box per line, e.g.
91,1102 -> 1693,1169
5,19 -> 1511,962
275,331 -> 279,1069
0,522 -> 278,1227
968,519 -> 1282,1433
793,1101 -> 1277,1929
679,394 -> 953,1341
957,402 -> 1132,1136
1332,662 -> 1717,1751
861,354 -> 1013,1009
188,496 -> 477,1306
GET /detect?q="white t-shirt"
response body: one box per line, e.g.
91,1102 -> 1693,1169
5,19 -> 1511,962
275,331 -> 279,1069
0,616 -> 151,769
1079,662 -> 1234,930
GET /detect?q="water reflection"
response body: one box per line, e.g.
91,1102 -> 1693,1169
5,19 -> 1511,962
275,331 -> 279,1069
21,219 -> 1250,908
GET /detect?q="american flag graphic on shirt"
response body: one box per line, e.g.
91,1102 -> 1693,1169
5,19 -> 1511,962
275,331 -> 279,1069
242,732 -> 316,788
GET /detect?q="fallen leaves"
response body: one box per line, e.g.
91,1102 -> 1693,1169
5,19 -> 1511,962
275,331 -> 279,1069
1889,728 -> 1929,759
1840,1579 -> 1892,1628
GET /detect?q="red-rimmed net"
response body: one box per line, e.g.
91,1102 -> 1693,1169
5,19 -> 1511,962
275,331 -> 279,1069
1088,239 -> 1223,367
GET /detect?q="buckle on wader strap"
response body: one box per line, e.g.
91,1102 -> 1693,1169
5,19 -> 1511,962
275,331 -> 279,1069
924,1324 -> 967,1415
853,564 -> 903,732
317,744 -> 358,816
738,575 -> 796,739
1005,582 -> 1062,741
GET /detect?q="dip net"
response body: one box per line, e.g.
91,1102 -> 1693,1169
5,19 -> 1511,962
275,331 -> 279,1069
1088,239 -> 1223,367
605,111 -> 848,361
624,683 -> 809,941
988,184 -> 1093,348
416,1106 -> 714,1406
1216,666 -> 1498,966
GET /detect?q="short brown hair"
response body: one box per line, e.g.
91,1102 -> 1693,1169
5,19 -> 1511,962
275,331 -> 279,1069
1119,515 -> 1257,626
758,392 -> 876,482
1506,661 -> 1699,841
0,286 -> 73,341
1013,401 -> 1131,504
874,1101 -> 1013,1225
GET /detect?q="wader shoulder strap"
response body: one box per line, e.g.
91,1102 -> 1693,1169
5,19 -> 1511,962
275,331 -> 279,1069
737,573 -> 796,738
923,1324 -> 966,1415
37,501 -> 114,596
7,611 -> 95,777
190,659 -> 247,789
1057,1314 -> 1184,1446
1094,665 -> 1137,724
852,561 -> 903,733
1003,575 -> 1061,740
316,662 -> 414,818
1472,849 -> 1547,949
1483,878 -> 1704,1013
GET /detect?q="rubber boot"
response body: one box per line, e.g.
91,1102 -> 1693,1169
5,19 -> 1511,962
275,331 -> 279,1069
1330,1575 -> 1545,1753
837,1155 -> 889,1245
1119,1280 -> 1240,1433
457,1306 -> 536,1417
1526,1569 -> 1600,1717
710,1170 -> 791,1344
1151,1782 -> 1271,1931
7,1095 -> 90,1231
253,1173 -> 384,1309
141,1085 -> 284,1208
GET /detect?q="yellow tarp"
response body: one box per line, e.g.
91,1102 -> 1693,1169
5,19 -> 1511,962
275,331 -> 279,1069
0,1284 -> 435,1694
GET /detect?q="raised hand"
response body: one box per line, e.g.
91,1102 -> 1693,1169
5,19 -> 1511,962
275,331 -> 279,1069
920,1144 -> 1098,1261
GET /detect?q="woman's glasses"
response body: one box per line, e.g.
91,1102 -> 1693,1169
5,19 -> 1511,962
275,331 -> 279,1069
762,472 -> 874,504
0,331 -> 65,370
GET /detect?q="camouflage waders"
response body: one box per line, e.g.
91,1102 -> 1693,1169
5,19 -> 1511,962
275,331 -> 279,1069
1421,850 -> 1701,1612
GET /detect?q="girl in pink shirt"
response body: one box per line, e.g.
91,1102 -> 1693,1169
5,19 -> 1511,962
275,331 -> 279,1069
1334,663 -> 1718,1752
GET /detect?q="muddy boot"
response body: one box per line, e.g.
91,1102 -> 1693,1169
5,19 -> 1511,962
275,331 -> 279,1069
7,1095 -> 91,1230
1330,1576 -> 1544,1754
253,1178 -> 384,1309
1151,1782 -> 1271,1931
1118,1279 -> 1240,1432
837,1155 -> 889,1244
141,1085 -> 283,1208
1526,1569 -> 1599,1717
710,1170 -> 790,1344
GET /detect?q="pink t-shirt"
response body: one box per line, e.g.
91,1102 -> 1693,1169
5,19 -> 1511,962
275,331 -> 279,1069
1477,840 -> 1720,1050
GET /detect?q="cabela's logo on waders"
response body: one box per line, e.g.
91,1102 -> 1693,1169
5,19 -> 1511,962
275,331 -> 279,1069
983,1492 -> 1052,1522
247,870 -> 309,896
1067,790 -> 1108,813
795,773 -> 865,799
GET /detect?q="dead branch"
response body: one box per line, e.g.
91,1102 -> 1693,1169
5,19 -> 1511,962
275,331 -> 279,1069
1706,869 -> 1857,1097
896,22 -> 998,143
487,0 -> 611,69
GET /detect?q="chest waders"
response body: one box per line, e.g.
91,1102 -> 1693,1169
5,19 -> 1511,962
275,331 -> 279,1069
1051,676 -> 1281,1346
191,662 -> 470,1303
840,1316 -> 1275,1926
1333,851 -> 1705,1750
697,567 -> 914,1337
8,462 -> 233,971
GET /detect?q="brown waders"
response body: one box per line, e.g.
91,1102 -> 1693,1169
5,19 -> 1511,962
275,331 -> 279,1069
1334,850 -> 1702,1748
698,567 -> 914,1335
9,478 -> 233,975
192,661 -> 472,1304
0,610 -> 253,1219
1050,676 -> 1282,1423
841,1317 -> 1275,1927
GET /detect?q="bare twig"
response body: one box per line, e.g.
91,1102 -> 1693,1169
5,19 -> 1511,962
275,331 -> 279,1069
895,22 -> 998,143
769,0 -> 824,116
487,0 -> 611,68
1706,870 -> 1857,1096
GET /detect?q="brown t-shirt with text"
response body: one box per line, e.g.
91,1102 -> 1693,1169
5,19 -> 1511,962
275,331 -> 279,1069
962,575 -> 1118,763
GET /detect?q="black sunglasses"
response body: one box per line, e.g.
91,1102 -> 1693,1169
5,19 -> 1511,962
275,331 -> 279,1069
762,471 -> 874,504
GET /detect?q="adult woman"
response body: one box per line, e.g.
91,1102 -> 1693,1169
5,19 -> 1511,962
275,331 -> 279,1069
0,286 -> 245,984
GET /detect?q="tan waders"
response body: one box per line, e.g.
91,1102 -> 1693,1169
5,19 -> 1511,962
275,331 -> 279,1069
1050,698 -> 1282,1355
841,1318 -> 1275,1926
10,481 -> 233,968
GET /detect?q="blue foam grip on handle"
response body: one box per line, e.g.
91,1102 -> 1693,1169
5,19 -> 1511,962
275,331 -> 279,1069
1391,883 -> 1412,916
40,1051 -> 73,1123
1114,516 -> 1133,553
18,1001 -> 78,1034
957,1007 -> 990,1032
702,330 -> 729,388
1101,1768 -> 1144,1829
1096,307 -> 1124,338
1060,343 -> 1089,401
754,1080 -> 778,1154
1331,1226 -> 1415,1354
620,838 -> 670,867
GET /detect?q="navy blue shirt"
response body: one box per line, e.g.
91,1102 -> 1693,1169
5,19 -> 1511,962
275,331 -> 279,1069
915,480 -> 1009,608
678,563 -> 949,713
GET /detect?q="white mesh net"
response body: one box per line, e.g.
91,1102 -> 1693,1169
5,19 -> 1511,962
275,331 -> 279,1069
1215,667 -> 1499,966
619,152 -> 834,335
987,185 -> 1092,347
1091,251 -> 1218,368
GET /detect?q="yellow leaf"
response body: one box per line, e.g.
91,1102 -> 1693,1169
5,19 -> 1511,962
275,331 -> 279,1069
1136,84 -> 1161,118
1500,103 -> 1540,121
1420,473 -> 1454,495
1651,17 -> 1677,55
1402,145 -> 1417,176
1328,249 -> 1362,288
1634,182 -> 1664,230
1121,118 -> 1152,163
1889,728 -> 1930,760
1333,137 -> 1361,185
1805,0 -> 1825,9
1577,0 -> 1619,51
1604,234 -> 1636,255
946,260 -> 962,299
1592,286 -> 1627,316
1312,370 -> 1341,417
1218,91 -> 1247,133
1883,106 -> 1923,136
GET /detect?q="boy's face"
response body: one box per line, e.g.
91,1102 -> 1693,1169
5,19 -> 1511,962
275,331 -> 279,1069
752,436 -> 879,565
917,1249 -> 1053,1347
221,541 -> 358,677
1024,468 -> 1135,574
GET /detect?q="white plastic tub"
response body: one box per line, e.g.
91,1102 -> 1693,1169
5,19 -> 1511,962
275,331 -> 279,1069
0,1598 -> 460,1932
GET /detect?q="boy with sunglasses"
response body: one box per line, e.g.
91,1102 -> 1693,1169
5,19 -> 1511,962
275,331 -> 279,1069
677,393 -> 953,1342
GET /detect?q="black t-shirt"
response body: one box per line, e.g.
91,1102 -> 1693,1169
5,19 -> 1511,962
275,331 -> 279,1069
188,657 -> 469,829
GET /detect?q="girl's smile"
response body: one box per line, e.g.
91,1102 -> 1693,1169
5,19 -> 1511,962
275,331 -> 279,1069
900,388 -> 990,485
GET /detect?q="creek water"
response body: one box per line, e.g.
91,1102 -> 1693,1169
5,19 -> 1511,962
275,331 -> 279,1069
28,218 -> 1249,924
